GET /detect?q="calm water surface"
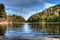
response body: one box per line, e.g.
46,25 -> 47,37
5,23 -> 60,38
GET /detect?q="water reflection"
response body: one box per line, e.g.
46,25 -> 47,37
5,23 -> 24,38
5,23 -> 60,38
0,24 -> 7,35
29,23 -> 59,34
22,23 -> 31,33
46,23 -> 60,35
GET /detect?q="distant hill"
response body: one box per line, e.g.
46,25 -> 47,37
7,14 -> 25,22
27,4 -> 60,22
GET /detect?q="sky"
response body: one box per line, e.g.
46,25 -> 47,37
0,0 -> 60,20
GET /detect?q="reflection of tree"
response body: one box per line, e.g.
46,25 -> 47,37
28,23 -> 59,35
8,23 -> 25,31
59,24 -> 60,34
0,24 -> 7,35
28,23 -> 48,32
28,23 -> 42,32
46,23 -> 59,35
12,23 -> 24,28
8,23 -> 24,31
9,23 -> 24,28
41,22 -> 47,30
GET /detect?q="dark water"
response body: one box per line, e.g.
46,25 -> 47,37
2,23 -> 60,38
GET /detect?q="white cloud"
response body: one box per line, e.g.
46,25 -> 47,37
34,3 -> 56,14
36,3 -> 56,13
5,9 -> 16,15
44,3 -> 56,8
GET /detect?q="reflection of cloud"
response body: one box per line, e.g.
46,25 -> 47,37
0,0 -> 59,20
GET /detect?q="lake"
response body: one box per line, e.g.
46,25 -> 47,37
0,22 -> 60,39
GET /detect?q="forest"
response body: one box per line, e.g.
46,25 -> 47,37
27,4 -> 60,22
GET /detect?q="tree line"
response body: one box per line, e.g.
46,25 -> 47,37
0,4 -> 25,22
27,4 -> 60,22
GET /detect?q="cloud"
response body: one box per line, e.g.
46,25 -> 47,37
0,0 -> 44,7
44,3 -> 56,8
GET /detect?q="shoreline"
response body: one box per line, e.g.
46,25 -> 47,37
0,22 -> 60,25
0,36 -> 60,40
